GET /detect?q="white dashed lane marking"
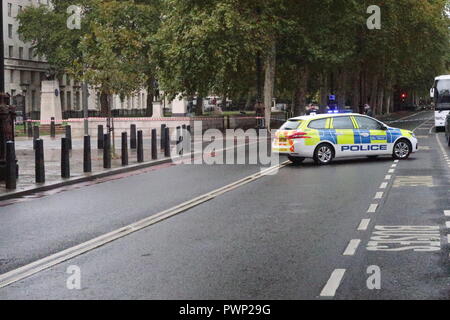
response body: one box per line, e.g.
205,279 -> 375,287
367,204 -> 378,213
385,175 -> 391,180
445,222 -> 450,229
444,210 -> 450,217
357,219 -> 371,231
388,169 -> 395,174
320,269 -> 346,297
374,192 -> 383,199
380,182 -> 388,189
343,239 -> 361,256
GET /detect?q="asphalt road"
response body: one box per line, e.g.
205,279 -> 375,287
2,110 -> 449,299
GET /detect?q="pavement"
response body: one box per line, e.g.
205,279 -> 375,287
2,110 -> 449,299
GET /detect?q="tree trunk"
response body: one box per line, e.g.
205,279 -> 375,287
319,72 -> 329,112
377,85 -> 384,115
245,90 -> 252,110
146,75 -> 154,117
351,70 -> 361,113
100,92 -> 109,117
195,95 -> 203,116
369,73 -> 378,113
336,69 -> 347,109
293,65 -> 309,116
263,42 -> 276,131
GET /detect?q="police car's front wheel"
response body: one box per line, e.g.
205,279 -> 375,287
314,143 -> 334,165
393,139 -> 411,160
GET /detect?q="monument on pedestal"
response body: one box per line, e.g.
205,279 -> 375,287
40,80 -> 62,123
171,95 -> 187,116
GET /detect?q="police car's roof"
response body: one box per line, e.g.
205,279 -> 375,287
435,75 -> 450,80
288,113 -> 362,121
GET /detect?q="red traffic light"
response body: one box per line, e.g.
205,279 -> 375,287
400,92 -> 407,99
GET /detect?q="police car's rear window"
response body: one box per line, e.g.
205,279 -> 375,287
280,120 -> 302,130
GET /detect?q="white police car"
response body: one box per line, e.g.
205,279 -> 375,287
272,113 -> 418,165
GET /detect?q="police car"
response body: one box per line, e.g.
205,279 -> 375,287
272,113 -> 418,165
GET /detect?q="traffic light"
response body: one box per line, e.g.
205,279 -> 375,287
400,92 -> 407,99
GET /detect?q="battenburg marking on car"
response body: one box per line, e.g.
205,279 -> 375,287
272,113 -> 418,165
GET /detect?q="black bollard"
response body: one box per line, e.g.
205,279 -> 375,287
103,134 -> 111,169
5,141 -> 16,189
83,135 -> 92,173
151,129 -> 157,160
184,126 -> 191,153
97,125 -> 104,149
33,125 -> 39,150
160,124 -> 166,150
121,132 -> 128,166
50,117 -> 56,138
35,139 -> 45,183
61,137 -> 70,178
65,125 -> 72,150
130,124 -> 137,149
176,126 -> 182,155
137,130 -> 144,163
27,121 -> 33,138
164,127 -> 171,157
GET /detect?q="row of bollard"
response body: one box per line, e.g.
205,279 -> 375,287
5,123 -> 191,189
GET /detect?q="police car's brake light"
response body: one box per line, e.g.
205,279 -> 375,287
287,132 -> 311,139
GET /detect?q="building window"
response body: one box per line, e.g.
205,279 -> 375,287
11,89 -> 16,98
10,70 -> 14,83
19,47 -> 23,59
31,90 -> 36,111
8,24 -> 13,39
75,91 -> 80,109
8,3 -> 12,17
67,91 -> 72,110
29,48 -> 33,59
18,5 -> 22,13
8,46 -> 13,57
60,91 -> 65,110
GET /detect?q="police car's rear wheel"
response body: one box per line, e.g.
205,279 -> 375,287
393,139 -> 411,160
314,143 -> 334,165
288,155 -> 305,165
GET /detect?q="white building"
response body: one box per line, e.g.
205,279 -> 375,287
3,0 -> 161,118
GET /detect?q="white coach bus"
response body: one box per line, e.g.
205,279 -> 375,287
430,75 -> 450,128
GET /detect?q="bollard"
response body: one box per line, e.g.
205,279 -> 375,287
184,126 -> 191,153
164,127 -> 170,157
65,125 -> 72,150
121,132 -> 128,166
27,121 -> 33,138
151,129 -> 157,160
5,141 -> 16,189
61,137 -> 70,178
97,125 -> 104,149
35,139 -> 45,183
160,124 -> 166,150
50,117 -> 56,138
176,126 -> 182,155
137,130 -> 144,163
103,134 -> 111,169
33,125 -> 39,150
130,124 -> 137,149
83,135 -> 92,173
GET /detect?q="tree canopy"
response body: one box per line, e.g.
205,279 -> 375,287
17,0 -> 450,121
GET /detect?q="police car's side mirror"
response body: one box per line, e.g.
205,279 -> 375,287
381,125 -> 388,130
